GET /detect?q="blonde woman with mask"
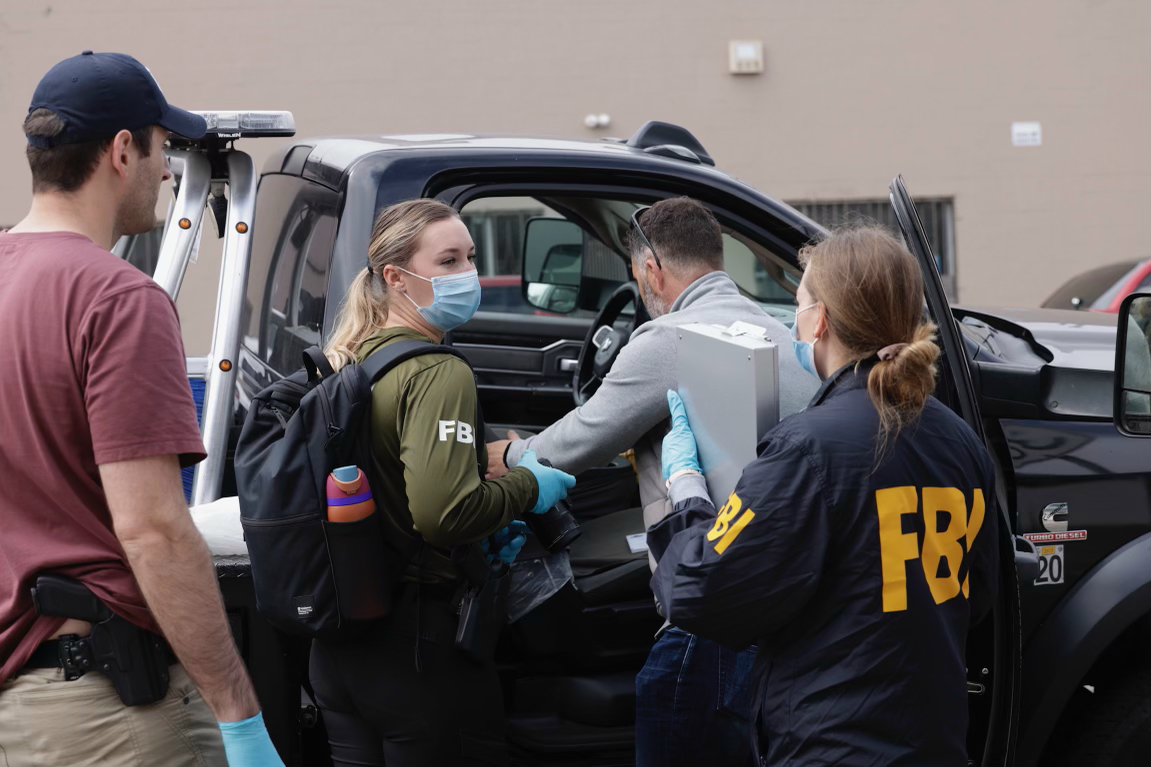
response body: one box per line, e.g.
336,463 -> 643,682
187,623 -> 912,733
649,227 -> 999,766
311,199 -> 574,767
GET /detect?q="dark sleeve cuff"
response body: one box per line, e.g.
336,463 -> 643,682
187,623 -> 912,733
646,495 -> 717,563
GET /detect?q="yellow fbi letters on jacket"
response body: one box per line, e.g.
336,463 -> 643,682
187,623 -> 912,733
876,487 -> 986,612
707,493 -> 756,555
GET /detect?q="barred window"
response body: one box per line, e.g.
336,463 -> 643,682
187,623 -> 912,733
787,198 -> 957,299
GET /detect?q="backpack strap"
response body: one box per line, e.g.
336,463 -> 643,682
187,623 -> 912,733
302,347 -> 336,383
359,340 -> 471,385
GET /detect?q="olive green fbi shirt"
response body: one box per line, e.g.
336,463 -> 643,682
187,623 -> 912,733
358,328 -> 538,584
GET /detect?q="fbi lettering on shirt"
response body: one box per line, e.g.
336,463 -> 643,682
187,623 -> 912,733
436,419 -> 475,444
875,487 -> 986,612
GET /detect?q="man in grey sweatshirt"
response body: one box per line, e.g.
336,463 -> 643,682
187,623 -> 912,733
487,197 -> 817,765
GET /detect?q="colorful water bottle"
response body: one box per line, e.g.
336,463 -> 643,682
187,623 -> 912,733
326,465 -> 376,523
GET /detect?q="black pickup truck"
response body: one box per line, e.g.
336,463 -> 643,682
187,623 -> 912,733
143,118 -> 1151,766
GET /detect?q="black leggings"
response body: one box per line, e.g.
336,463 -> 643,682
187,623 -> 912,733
309,586 -> 508,766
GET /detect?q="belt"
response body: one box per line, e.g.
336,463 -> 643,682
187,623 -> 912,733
25,637 -> 89,671
23,634 -> 175,676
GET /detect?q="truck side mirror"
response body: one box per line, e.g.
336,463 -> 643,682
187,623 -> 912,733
522,218 -> 582,314
1014,535 -> 1040,585
1114,292 -> 1151,436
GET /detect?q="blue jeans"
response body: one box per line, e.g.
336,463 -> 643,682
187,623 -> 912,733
635,627 -> 756,767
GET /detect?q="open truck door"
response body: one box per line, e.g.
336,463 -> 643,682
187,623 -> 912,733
889,175 -> 1023,766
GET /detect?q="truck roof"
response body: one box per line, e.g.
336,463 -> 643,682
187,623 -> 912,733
264,133 -> 640,175
261,121 -> 745,188
262,121 -> 825,259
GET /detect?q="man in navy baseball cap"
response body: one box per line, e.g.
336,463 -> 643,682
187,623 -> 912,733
0,53 -> 283,767
27,51 -> 207,149
13,51 -> 207,246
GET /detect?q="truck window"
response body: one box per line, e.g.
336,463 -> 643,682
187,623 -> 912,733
243,175 -> 339,375
459,194 -> 799,321
114,223 -> 166,277
460,195 -> 630,319
721,231 -> 802,326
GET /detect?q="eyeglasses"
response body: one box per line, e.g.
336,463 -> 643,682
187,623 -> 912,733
630,206 -> 663,270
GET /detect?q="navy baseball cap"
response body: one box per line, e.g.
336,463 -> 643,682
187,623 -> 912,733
26,51 -> 207,148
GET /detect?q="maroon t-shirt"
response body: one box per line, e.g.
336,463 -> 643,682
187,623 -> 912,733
0,231 -> 206,684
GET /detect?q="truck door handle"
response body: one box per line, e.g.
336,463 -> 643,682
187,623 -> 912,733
558,358 -> 577,373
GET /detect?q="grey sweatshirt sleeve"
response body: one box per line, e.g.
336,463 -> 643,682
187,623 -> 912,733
505,327 -> 673,474
667,472 -> 710,506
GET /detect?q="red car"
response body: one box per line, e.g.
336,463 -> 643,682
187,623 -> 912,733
477,274 -> 533,314
1090,259 -> 1151,313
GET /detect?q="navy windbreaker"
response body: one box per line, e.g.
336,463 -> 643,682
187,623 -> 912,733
648,363 -> 999,767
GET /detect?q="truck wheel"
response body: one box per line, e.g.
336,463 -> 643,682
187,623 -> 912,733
1047,662 -> 1151,767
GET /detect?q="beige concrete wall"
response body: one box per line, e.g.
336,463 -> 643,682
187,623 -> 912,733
2,0 -> 1148,313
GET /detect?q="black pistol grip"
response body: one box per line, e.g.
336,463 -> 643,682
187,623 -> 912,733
31,574 -> 113,622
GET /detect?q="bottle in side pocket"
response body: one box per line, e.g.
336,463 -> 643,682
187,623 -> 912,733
326,465 -> 375,523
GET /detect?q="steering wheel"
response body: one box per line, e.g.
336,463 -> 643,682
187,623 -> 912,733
573,282 -> 641,406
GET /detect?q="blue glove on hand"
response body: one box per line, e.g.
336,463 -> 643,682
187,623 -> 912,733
518,450 -> 577,514
663,390 -> 701,482
482,520 -> 529,565
218,712 -> 284,767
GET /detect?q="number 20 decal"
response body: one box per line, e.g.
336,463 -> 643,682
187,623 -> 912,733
1035,545 -> 1064,586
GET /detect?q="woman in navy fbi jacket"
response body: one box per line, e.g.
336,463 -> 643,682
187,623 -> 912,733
648,227 -> 999,767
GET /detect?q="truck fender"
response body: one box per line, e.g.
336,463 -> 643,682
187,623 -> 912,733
1016,532 -> 1151,765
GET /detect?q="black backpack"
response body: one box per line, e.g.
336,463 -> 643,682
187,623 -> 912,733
235,340 -> 469,638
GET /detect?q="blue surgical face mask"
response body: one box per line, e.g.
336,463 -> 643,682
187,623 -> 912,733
791,303 -> 821,379
399,267 -> 482,332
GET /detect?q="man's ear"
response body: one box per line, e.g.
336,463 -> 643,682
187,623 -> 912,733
645,254 -> 665,291
108,129 -> 135,180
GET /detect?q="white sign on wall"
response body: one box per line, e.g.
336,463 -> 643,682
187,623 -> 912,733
1012,122 -> 1043,147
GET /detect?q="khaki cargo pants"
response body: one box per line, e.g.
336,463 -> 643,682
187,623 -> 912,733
0,663 -> 225,767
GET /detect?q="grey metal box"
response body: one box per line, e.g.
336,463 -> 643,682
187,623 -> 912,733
676,322 -> 779,508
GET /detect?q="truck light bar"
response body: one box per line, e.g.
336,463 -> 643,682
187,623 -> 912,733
192,110 -> 296,139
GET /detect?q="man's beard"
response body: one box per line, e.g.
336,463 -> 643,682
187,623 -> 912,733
638,275 -> 669,318
117,169 -> 161,237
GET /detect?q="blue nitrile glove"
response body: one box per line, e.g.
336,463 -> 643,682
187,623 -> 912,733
218,712 -> 284,767
518,450 -> 577,514
482,520 -> 529,565
663,389 -> 701,482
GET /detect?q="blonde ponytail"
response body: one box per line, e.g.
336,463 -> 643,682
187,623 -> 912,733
324,199 -> 459,370
325,268 -> 390,371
